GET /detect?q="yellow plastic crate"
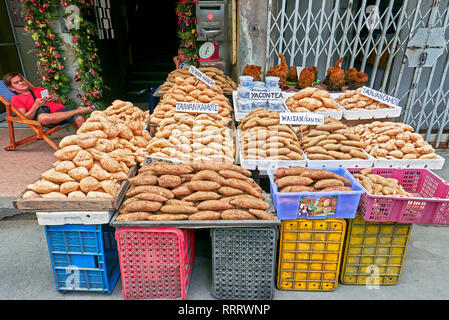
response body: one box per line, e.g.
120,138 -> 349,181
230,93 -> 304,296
277,219 -> 346,291
340,214 -> 412,286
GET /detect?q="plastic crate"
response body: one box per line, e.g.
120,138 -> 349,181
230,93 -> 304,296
115,227 -> 194,300
277,219 -> 346,291
349,168 -> 449,224
211,227 -> 278,300
268,167 -> 365,220
44,224 -> 120,294
340,214 -> 412,285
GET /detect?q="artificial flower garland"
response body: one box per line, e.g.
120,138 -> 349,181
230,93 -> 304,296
61,0 -> 105,109
176,0 -> 199,64
21,0 -> 74,107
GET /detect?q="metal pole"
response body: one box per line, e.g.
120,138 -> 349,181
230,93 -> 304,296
4,0 -> 27,79
369,0 -> 395,88
314,0 -> 327,67
277,0 -> 287,65
360,0 -> 381,72
380,0 -> 409,92
340,0 -> 354,57
302,0 -> 313,66
289,0 -> 300,66
349,0 -> 368,68
265,0 -> 274,73
326,0 -> 340,72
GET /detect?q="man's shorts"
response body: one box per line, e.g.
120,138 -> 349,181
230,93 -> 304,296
33,106 -> 83,128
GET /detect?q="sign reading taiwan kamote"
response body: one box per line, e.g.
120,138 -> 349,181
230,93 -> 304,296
360,86 -> 400,108
280,112 -> 324,125
298,196 -> 338,218
175,102 -> 219,114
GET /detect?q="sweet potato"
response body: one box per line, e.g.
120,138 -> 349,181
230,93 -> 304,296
133,193 -> 168,202
276,176 -> 314,188
300,169 -> 335,180
182,191 -> 221,202
222,179 -> 262,198
157,175 -> 182,188
128,174 -> 157,186
165,199 -> 195,207
218,169 -> 248,180
280,185 -> 315,192
160,205 -> 198,214
320,186 -> 353,192
186,180 -> 221,191
230,197 -> 270,210
172,184 -> 194,197
123,200 -> 162,212
191,170 -> 226,184
314,179 -> 344,189
248,209 -> 277,220
221,209 -> 256,220
197,200 -> 234,211
116,212 -> 153,221
149,163 -> 194,175
217,186 -> 244,196
126,185 -> 174,199
188,211 -> 221,220
146,214 -> 189,221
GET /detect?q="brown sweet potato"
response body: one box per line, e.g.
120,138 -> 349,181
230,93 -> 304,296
300,169 -> 335,180
191,170 -> 226,184
314,179 -> 344,189
222,179 -> 262,198
320,186 -> 353,192
230,197 -> 270,210
197,200 -> 234,211
280,185 -> 316,192
149,163 -> 194,176
126,185 -> 174,199
218,170 -> 248,180
160,205 -> 198,214
188,211 -> 221,220
146,214 -> 188,221
157,175 -> 182,188
165,199 -> 195,207
123,200 -> 162,212
182,191 -> 221,202
186,180 -> 221,191
172,184 -> 194,197
116,212 -> 153,221
276,176 -> 314,188
217,186 -> 244,196
128,174 -> 157,186
221,209 -> 256,220
133,193 -> 168,202
248,209 -> 277,220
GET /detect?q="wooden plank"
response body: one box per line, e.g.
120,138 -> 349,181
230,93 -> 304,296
13,166 -> 137,212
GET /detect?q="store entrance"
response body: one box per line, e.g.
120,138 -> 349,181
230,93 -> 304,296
125,0 -> 179,103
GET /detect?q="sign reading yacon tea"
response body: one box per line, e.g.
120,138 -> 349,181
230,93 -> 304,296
360,86 -> 400,108
249,91 -> 284,100
279,112 -> 324,125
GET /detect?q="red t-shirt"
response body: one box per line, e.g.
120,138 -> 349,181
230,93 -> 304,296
11,87 -> 66,113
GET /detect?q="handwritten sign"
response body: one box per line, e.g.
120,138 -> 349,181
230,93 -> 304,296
360,86 -> 400,108
249,91 -> 284,100
189,65 -> 215,87
144,155 -> 184,166
176,102 -> 219,114
279,112 -> 324,125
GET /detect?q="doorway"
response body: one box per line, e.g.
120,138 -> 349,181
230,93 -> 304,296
124,0 -> 179,103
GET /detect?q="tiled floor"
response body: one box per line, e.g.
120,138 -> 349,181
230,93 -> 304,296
0,127 -> 75,197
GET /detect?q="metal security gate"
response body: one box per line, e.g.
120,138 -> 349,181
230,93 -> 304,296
266,0 -> 449,147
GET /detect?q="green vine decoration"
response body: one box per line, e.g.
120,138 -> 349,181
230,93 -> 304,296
21,0 -> 74,108
176,0 -> 199,64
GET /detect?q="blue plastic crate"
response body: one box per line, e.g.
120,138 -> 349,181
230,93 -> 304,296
268,167 -> 366,220
44,224 -> 120,294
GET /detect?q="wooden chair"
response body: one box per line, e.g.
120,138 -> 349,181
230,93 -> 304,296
0,74 -> 77,151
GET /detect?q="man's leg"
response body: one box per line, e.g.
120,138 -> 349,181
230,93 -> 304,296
36,107 -> 92,125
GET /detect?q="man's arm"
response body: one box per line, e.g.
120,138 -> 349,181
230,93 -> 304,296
15,98 -> 48,120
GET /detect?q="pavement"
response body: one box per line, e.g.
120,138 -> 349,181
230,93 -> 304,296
1,127 -> 449,301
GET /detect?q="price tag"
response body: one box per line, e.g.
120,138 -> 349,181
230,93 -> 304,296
189,65 -> 215,87
360,86 -> 400,108
176,102 -> 219,114
144,155 -> 184,166
279,112 -> 324,125
249,91 -> 284,100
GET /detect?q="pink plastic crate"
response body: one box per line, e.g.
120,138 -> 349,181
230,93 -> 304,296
349,168 -> 449,225
115,227 -> 194,300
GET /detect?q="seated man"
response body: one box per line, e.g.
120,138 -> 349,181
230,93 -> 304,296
3,72 -> 95,128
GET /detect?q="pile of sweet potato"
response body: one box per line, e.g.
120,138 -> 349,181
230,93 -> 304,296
116,161 -> 276,221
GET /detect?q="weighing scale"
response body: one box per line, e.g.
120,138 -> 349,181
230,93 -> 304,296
198,29 -> 221,62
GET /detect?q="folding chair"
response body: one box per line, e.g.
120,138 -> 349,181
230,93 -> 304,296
0,75 -> 77,151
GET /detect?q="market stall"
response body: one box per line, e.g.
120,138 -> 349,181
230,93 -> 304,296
13,60 -> 449,300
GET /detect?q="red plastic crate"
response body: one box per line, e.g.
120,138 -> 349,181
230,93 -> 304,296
115,227 -> 194,300
349,168 -> 449,224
